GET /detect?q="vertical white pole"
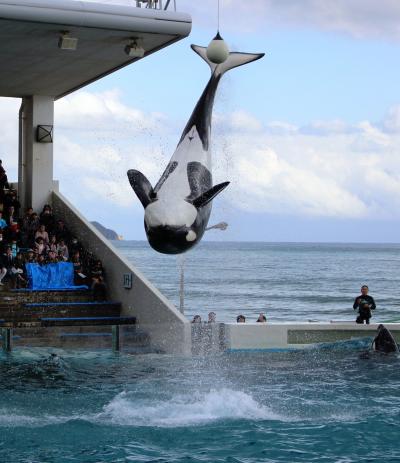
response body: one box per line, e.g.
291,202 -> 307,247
179,255 -> 185,314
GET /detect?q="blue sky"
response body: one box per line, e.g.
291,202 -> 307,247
2,0 -> 400,242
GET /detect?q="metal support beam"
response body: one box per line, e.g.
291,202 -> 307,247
112,325 -> 120,351
2,328 -> 12,352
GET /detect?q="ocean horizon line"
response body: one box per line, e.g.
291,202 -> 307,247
112,239 -> 400,246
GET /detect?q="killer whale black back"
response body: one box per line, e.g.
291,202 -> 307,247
127,44 -> 264,254
373,325 -> 399,354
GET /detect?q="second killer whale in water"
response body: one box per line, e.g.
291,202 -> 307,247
128,43 -> 264,254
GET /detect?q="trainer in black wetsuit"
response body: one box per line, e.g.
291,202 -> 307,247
353,285 -> 376,324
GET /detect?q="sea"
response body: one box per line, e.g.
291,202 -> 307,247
1,241 -> 400,463
115,241 -> 400,324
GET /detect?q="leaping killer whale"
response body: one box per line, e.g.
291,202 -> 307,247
127,43 -> 264,254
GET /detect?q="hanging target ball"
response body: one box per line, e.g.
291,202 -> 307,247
206,32 -> 229,64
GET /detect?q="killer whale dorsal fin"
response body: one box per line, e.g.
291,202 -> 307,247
154,161 -> 178,194
191,44 -> 265,77
192,182 -> 230,209
127,169 -> 155,208
187,161 -> 212,201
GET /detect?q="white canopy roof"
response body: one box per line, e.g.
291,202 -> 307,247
0,0 -> 191,98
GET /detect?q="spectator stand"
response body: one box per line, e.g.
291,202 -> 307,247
0,183 -> 137,352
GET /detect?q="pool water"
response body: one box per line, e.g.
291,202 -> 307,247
1,344 -> 400,462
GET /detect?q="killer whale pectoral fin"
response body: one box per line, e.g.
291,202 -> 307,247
191,182 -> 230,208
154,161 -> 178,194
127,169 -> 155,208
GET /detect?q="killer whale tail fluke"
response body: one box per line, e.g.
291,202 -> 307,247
127,169 -> 155,208
191,44 -> 265,77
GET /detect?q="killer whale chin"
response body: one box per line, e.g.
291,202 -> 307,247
145,226 -> 200,255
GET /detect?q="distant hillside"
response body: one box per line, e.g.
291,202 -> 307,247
91,221 -> 123,241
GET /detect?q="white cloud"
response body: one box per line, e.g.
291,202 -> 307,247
212,110 -> 400,219
55,89 -> 163,135
383,105 -> 400,132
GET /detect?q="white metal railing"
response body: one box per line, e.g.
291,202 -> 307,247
135,0 -> 177,11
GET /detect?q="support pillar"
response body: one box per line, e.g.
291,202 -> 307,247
18,95 -> 55,213
112,325 -> 120,351
2,328 -> 12,352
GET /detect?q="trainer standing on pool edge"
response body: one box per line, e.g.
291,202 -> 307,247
353,285 -> 376,324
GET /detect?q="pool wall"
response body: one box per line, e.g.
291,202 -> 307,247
224,322 -> 400,351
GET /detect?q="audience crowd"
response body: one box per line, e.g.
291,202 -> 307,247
191,312 -> 267,324
0,160 -> 106,298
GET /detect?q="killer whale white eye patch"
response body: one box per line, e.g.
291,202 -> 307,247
186,230 -> 197,242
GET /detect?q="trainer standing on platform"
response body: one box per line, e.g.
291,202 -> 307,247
353,285 -> 376,324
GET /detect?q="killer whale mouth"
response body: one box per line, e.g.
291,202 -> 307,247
146,226 -> 198,254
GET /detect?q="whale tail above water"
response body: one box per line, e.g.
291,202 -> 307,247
191,44 -> 265,77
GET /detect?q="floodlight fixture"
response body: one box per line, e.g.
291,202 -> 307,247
58,31 -> 78,51
125,39 -> 145,58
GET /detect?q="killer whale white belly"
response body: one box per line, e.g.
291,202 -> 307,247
158,126 -> 211,200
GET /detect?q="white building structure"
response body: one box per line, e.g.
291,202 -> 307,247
0,0 -> 192,353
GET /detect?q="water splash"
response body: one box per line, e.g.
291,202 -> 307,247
99,388 -> 283,427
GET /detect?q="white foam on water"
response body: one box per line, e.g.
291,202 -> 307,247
0,409 -> 77,427
97,388 -> 285,427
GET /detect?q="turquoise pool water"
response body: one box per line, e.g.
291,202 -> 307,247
1,344 -> 400,462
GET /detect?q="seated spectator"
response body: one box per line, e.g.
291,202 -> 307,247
13,252 -> 27,288
0,212 -> 7,231
55,219 -> 70,243
69,238 -> 82,256
34,237 -> 46,255
91,275 -> 107,301
25,249 -> 36,264
71,250 -> 86,284
35,224 -> 49,245
256,313 -> 267,323
0,231 -> 6,254
90,259 -> 104,279
40,204 -> 55,234
208,312 -> 216,323
46,251 -> 58,264
47,235 -> 58,253
57,239 -> 69,260
236,314 -> 246,323
22,207 -> 33,226
2,247 -> 16,288
191,315 -> 202,323
3,190 -> 20,218
6,206 -> 17,224
37,254 -> 46,265
10,239 -> 18,258
0,170 -> 8,191
5,207 -> 20,242
26,212 -> 40,245
0,251 -> 6,286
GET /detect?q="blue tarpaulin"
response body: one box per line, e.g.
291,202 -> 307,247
26,262 -> 88,290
